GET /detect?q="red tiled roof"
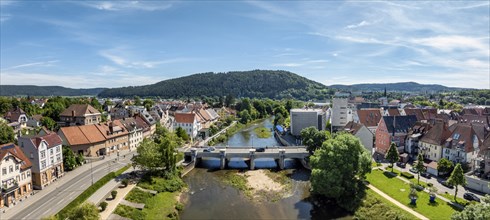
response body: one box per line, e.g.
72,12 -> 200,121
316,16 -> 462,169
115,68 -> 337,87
59,124 -> 105,146
174,113 -> 196,124
4,107 -> 26,122
30,132 -> 63,149
420,120 -> 451,146
344,121 -> 365,135
60,104 -> 101,117
357,109 -> 382,127
0,143 -> 32,170
387,109 -> 400,116
404,108 -> 425,121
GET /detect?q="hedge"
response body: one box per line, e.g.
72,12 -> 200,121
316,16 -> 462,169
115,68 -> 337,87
57,165 -> 130,219
400,172 -> 414,179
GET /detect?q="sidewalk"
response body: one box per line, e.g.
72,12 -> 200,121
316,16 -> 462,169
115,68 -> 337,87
98,183 -> 136,220
87,167 -> 134,205
368,184 -> 429,220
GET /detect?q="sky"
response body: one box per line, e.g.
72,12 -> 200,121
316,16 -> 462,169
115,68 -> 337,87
1,1 -> 489,89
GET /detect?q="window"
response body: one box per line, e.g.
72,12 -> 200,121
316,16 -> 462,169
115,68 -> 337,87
41,150 -> 46,159
30,153 -> 34,159
56,146 -> 60,153
9,165 -> 13,173
41,160 -> 46,169
56,155 -> 61,162
51,157 -> 54,164
50,149 -> 53,154
15,164 -> 19,170
2,168 -> 6,175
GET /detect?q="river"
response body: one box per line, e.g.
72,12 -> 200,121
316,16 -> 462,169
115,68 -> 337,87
180,118 -> 351,219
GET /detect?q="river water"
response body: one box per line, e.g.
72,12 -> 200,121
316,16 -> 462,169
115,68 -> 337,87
180,118 -> 351,219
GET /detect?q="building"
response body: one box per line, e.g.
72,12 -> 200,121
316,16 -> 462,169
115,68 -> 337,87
343,122 -> 374,154
119,117 -> 144,150
96,121 -> 130,155
26,114 -> 43,128
18,132 -> 64,189
405,122 -> 432,159
58,125 -> 106,157
59,104 -> 101,126
356,109 -> 383,134
375,115 -> 417,155
174,112 -> 201,139
4,107 -> 28,128
443,123 -> 481,167
331,98 -> 352,130
0,143 -> 33,208
419,120 -> 451,161
290,109 -> 326,136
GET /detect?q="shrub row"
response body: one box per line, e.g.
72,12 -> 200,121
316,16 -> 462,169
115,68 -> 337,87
401,172 -> 414,179
57,165 -> 130,219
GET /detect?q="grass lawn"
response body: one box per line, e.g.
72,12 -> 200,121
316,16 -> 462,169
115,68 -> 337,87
114,204 -> 146,220
253,127 -> 272,138
125,188 -> 153,204
143,192 -> 179,219
355,189 -> 419,220
367,169 -> 460,219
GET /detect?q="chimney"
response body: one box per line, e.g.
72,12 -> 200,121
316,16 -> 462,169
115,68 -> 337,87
72,110 -> 75,117
109,122 -> 114,134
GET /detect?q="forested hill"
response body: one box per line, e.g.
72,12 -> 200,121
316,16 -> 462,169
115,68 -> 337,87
98,70 -> 334,100
329,82 -> 469,92
0,85 -> 106,97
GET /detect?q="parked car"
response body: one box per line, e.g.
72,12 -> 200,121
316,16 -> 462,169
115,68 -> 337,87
420,172 -> 431,179
463,193 -> 480,202
396,162 -> 406,168
256,147 -> 265,152
439,180 -> 454,189
409,168 -> 418,173
203,147 -> 215,152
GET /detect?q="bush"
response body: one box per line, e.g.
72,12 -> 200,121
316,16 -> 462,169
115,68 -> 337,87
122,179 -> 129,187
427,183 -> 433,187
175,203 -> 184,211
111,190 -> 118,199
99,202 -> 108,212
138,174 -> 185,193
401,172 -> 414,179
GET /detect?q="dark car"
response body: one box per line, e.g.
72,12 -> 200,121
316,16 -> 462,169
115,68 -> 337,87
420,172 -> 432,179
463,193 -> 480,202
256,147 -> 265,152
396,162 -> 406,168
203,147 -> 215,152
439,180 -> 454,189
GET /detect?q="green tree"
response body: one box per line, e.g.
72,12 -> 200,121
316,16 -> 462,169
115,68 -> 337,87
225,94 -> 235,107
90,98 -> 102,112
300,126 -> 330,153
414,154 -> 425,185
310,133 -> 371,211
134,96 -> 142,106
62,146 -> 77,170
175,127 -> 189,141
451,195 -> 490,220
0,122 -> 15,145
43,101 -> 65,121
143,99 -> 155,111
447,163 -> 467,201
76,153 -> 84,166
132,139 -> 161,172
66,202 -> 100,220
239,110 -> 251,124
40,117 -> 57,131
385,142 -> 399,172
437,158 -> 454,176
285,99 -> 293,113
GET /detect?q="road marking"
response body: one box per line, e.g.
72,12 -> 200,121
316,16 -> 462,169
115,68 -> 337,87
42,207 -> 53,216
56,198 -> 65,205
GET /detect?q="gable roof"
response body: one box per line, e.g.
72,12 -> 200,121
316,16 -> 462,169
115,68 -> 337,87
357,109 -> 382,127
4,107 -> 26,122
459,115 -> 490,125
343,121 -> 366,135
422,109 -> 437,120
95,120 -> 128,139
174,113 -> 196,124
446,123 -> 479,153
59,124 -> 105,146
29,132 -> 63,149
60,104 -> 101,117
387,108 -> 400,116
480,133 -> 490,156
120,117 -> 144,131
31,114 -> 43,121
462,108 -> 480,116
404,108 -> 425,121
0,143 -> 32,170
382,115 -> 418,134
420,120 -> 451,146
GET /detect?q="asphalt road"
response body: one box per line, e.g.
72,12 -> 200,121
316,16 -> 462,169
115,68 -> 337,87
3,152 -> 135,220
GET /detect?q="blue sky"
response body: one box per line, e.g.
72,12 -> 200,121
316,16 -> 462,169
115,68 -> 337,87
1,1 -> 489,89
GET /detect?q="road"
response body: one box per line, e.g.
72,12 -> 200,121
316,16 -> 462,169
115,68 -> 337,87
2,151 -> 136,220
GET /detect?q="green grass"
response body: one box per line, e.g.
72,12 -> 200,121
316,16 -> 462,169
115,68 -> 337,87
221,171 -> 249,193
440,192 -> 471,206
114,204 -> 146,220
56,165 -> 130,220
137,173 -> 185,193
354,189 -> 419,220
371,161 -> 381,167
253,127 -> 272,138
176,152 -> 184,162
125,188 -> 153,204
143,192 -> 179,220
366,169 -> 460,220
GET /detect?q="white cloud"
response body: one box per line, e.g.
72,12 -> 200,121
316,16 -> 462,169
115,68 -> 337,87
79,1 -> 173,11
1,60 -> 59,71
99,50 -> 189,69
345,20 -> 370,29
411,35 -> 489,55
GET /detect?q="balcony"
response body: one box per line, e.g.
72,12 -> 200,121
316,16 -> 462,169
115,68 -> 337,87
2,182 -> 19,194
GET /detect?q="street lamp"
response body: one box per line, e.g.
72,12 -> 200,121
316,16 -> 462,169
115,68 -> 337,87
90,158 -> 94,185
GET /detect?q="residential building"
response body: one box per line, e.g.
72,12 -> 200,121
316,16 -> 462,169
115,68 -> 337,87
59,104 -> 101,126
290,109 -> 326,136
331,98 -> 352,130
109,103 -> 129,120
343,121 -> 374,154
134,115 -> 152,139
18,132 -> 64,189
26,114 -> 43,128
96,121 -> 129,155
58,125 -> 106,157
0,143 -> 32,208
4,107 -> 28,128
355,109 -> 383,134
119,118 -> 144,150
419,120 -> 451,161
174,113 -> 201,139
405,122 -> 432,159
375,115 -> 417,155
443,123 -> 481,167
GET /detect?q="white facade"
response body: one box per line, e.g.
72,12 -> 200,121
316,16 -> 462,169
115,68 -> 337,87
1,154 -> 32,191
420,141 -> 443,161
354,126 -> 374,154
332,98 -> 352,129
128,129 -> 143,150
174,118 -> 201,139
290,109 -> 326,136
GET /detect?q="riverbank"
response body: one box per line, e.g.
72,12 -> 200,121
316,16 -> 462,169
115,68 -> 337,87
254,127 -> 272,138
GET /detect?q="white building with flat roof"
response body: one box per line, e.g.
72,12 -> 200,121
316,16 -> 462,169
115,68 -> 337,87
332,98 -> 353,130
290,109 -> 326,136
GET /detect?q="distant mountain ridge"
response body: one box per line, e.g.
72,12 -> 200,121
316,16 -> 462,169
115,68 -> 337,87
0,85 -> 107,96
329,82 -> 470,92
98,70 -> 333,100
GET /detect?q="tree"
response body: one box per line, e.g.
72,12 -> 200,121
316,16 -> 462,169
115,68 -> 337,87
132,139 -> 161,172
0,122 -> 15,145
451,195 -> 490,220
76,153 -> 84,166
66,202 -> 100,220
385,142 -> 399,172
239,110 -> 252,124
285,99 -> 293,113
438,158 -> 454,176
62,146 -> 78,170
43,101 -> 66,121
300,126 -> 330,153
40,117 -> 57,131
99,201 -> 108,212
134,96 -> 141,106
414,154 -> 425,185
310,133 -> 371,211
225,94 -> 235,107
143,99 -> 154,111
447,163 -> 467,201
175,127 -> 189,141
111,190 -> 117,199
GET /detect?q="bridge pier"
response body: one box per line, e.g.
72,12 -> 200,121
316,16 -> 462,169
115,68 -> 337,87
278,149 -> 286,170
219,149 -> 227,170
249,149 -> 256,170
190,148 -> 197,162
